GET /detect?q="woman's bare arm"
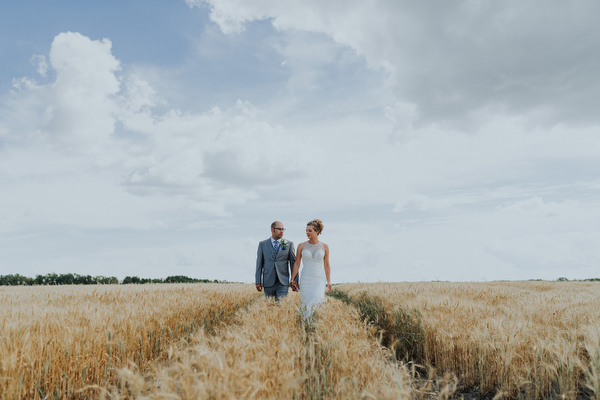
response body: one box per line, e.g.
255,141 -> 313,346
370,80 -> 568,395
323,243 -> 332,292
291,242 -> 304,282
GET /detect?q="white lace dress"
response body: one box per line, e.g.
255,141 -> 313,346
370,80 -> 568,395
300,241 -> 326,317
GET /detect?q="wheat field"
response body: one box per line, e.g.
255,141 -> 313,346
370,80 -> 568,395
111,293 -> 459,400
0,284 -> 259,399
336,281 -> 600,399
1,281 -> 599,399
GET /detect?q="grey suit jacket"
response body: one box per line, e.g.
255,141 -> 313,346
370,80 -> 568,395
255,238 -> 297,287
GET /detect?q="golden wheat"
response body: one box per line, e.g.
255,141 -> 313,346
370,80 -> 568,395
112,293 -> 460,399
337,281 -> 600,399
4,281 -> 596,399
0,283 -> 259,399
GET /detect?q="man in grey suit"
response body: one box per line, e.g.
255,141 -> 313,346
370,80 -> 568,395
255,221 -> 297,300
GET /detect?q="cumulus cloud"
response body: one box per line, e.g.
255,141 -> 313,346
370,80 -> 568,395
2,6 -> 600,281
2,32 -> 120,150
46,32 -> 121,145
121,99 -> 306,208
0,31 -> 307,222
192,0 -> 600,128
30,55 -> 49,77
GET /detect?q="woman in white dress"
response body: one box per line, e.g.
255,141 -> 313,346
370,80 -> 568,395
290,219 -> 332,317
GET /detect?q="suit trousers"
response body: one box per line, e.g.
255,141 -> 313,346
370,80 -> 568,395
264,280 -> 288,301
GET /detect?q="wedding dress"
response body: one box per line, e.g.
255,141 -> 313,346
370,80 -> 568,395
300,241 -> 326,317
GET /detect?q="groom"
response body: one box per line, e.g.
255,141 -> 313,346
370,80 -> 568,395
255,221 -> 297,300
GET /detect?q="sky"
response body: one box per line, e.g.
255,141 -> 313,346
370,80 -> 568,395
1,0 -> 599,283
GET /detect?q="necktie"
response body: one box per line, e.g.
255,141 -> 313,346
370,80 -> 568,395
273,241 -> 279,251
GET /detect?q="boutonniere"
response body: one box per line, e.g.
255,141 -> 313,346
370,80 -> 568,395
280,239 -> 289,250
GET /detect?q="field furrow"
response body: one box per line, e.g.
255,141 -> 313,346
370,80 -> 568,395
3,282 -> 597,399
334,281 -> 600,400
113,293 -> 454,399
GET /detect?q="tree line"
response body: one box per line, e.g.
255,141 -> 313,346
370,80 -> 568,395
556,277 -> 600,282
0,273 -> 222,286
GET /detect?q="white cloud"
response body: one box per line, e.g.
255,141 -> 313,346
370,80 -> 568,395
384,101 -> 418,143
393,194 -> 431,212
485,233 -> 599,270
120,99 -> 309,209
2,4 -> 600,281
0,32 -> 312,224
46,32 -> 121,145
496,197 -> 579,217
268,29 -> 363,97
194,0 -> 600,128
30,55 -> 49,78
2,32 -> 121,153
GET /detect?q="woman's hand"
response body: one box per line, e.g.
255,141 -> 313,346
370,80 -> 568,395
327,283 -> 332,292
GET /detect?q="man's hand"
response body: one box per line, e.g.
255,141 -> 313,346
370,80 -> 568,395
255,284 -> 263,292
291,281 -> 298,292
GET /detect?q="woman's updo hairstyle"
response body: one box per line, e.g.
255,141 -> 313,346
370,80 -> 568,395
307,219 -> 324,235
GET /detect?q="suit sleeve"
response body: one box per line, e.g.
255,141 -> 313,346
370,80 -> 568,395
255,242 -> 264,285
289,242 -> 298,282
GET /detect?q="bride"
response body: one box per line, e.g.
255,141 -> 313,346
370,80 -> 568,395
290,219 -> 332,317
